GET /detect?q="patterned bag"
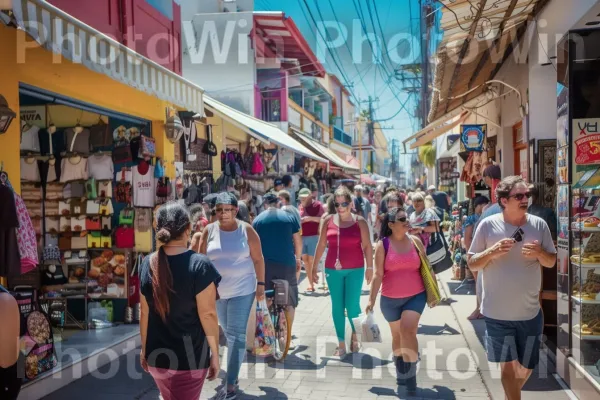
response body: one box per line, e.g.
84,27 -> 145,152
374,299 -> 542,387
138,135 -> 156,158
156,177 -> 171,198
253,299 -> 277,357
116,181 -> 132,204
43,244 -> 61,264
113,143 -> 133,164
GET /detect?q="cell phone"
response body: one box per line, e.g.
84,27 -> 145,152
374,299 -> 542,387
511,228 -> 525,243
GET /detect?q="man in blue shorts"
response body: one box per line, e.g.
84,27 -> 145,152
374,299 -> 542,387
468,176 -> 556,400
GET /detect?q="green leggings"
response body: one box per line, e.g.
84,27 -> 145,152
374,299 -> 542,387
326,267 -> 365,342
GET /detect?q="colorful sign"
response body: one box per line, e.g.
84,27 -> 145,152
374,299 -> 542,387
460,124 -> 486,152
557,185 -> 570,240
20,106 -> 46,128
573,118 -> 600,165
557,147 -> 568,184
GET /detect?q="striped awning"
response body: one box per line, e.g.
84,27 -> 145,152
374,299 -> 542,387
8,0 -> 204,114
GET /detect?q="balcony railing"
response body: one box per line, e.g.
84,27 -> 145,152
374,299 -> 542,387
333,126 -> 352,146
288,99 -> 329,142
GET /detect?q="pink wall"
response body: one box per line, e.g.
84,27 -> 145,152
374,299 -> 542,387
47,0 -> 182,74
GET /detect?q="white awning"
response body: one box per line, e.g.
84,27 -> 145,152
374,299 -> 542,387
204,97 -> 328,164
291,129 -> 360,173
9,0 -> 204,114
406,110 -> 471,150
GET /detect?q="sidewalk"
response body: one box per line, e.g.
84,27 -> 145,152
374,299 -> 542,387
41,269 -> 572,400
439,271 -> 572,400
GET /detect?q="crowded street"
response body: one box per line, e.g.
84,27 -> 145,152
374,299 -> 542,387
38,268 -> 570,400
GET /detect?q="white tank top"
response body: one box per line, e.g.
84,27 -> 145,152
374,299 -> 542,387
206,221 -> 256,300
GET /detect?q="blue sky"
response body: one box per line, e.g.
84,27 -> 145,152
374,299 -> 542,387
255,0 -> 425,160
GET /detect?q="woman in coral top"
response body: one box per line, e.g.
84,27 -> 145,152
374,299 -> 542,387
366,207 -> 428,395
313,186 -> 373,357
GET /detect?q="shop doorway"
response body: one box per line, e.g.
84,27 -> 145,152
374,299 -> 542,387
513,121 -> 528,180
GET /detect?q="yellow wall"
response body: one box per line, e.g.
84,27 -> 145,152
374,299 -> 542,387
0,24 -> 179,193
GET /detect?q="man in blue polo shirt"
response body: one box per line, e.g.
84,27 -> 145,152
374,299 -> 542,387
252,193 -> 302,328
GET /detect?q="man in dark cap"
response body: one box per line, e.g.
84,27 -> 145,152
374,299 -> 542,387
274,178 -> 284,193
252,192 -> 302,332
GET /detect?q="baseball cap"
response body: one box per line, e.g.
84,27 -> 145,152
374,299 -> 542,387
354,184 -> 364,191
215,192 -> 238,207
202,193 -> 219,208
298,188 -> 312,199
274,178 -> 283,187
263,193 -> 279,204
428,185 -> 436,191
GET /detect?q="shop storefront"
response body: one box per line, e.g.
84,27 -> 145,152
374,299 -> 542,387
0,1 -> 205,396
555,27 -> 600,398
203,97 -> 330,210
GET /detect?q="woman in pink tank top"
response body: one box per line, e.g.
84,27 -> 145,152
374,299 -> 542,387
365,207 -> 428,395
313,187 -> 373,357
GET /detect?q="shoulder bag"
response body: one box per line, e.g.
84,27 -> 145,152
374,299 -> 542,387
202,125 -> 218,157
426,220 -> 453,274
407,237 -> 442,308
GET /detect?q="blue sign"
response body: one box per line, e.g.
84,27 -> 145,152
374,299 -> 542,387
460,124 -> 486,152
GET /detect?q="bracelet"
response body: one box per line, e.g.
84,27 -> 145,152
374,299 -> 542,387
257,282 -> 265,286
366,267 -> 373,270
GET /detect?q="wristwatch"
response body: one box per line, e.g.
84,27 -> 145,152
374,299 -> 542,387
257,282 -> 265,286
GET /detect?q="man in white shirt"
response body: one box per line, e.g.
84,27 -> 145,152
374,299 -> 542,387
468,176 -> 556,400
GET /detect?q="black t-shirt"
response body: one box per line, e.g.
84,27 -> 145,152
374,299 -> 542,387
140,250 -> 221,371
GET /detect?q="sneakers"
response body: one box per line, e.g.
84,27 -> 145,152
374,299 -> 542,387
211,388 -> 237,400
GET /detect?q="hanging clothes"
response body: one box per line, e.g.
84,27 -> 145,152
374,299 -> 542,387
0,182 -> 21,278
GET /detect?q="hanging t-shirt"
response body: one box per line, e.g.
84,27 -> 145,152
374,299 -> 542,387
20,158 -> 40,182
60,157 -> 89,182
88,154 -> 114,180
65,128 -> 91,155
20,125 -> 41,152
133,163 -> 155,207
39,129 -> 66,156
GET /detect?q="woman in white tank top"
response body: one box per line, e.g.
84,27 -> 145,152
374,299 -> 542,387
198,192 -> 265,400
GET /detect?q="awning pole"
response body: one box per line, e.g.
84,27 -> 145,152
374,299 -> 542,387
462,108 -> 501,129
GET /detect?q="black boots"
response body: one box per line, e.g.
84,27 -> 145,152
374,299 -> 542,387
393,356 -> 406,386
394,356 -> 417,394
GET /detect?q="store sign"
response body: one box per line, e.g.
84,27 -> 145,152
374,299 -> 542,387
20,106 -> 46,128
573,118 -> 600,165
449,171 -> 460,178
460,124 -> 486,152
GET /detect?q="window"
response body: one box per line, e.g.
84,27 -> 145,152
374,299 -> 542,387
289,89 -> 303,107
145,0 -> 173,20
262,98 -> 281,122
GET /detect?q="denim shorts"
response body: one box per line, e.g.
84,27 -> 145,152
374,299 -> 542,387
484,310 -> 543,370
302,235 -> 319,256
380,291 -> 427,322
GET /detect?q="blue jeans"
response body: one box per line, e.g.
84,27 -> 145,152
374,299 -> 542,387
216,292 -> 255,386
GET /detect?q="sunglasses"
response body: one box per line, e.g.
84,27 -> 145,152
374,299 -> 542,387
391,216 -> 408,223
508,192 -> 532,201
511,227 -> 525,243
334,202 -> 350,208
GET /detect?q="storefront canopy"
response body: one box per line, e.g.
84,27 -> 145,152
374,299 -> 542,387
404,110 -> 471,150
7,0 -> 205,115
204,97 -> 328,164
291,129 -> 360,174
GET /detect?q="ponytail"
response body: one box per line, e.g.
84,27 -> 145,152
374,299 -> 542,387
150,246 -> 173,323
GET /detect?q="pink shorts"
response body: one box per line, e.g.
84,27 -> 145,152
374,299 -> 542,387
149,367 -> 208,400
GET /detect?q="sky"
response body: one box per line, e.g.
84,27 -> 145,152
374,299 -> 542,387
254,0 -> 428,170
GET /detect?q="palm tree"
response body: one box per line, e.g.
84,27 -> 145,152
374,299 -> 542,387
418,142 -> 436,168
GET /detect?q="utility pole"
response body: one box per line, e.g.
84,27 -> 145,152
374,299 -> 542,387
419,0 -> 429,129
367,96 -> 375,174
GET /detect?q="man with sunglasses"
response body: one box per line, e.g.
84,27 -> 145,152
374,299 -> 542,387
468,176 -> 556,400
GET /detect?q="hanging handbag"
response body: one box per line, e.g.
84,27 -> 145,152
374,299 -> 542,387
115,226 -> 135,249
154,158 -> 165,178
71,233 -> 87,250
202,125 -> 218,157
101,229 -> 112,248
86,216 -> 101,231
113,142 -> 133,164
86,178 -> 97,200
89,119 -> 112,149
410,237 -> 442,308
87,232 -> 102,248
128,254 -> 142,307
251,152 -> 265,175
426,223 -> 453,274
156,177 -> 171,198
116,170 -> 133,204
138,135 -> 156,158
134,229 -> 153,253
119,208 -> 135,227
97,181 -> 112,198
101,216 -> 112,230
43,244 -> 61,264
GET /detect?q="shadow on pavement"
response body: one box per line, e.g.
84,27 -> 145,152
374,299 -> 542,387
238,386 -> 289,399
369,384 -> 458,399
418,324 -> 461,336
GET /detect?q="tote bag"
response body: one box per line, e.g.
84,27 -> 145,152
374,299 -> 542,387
426,224 -> 453,274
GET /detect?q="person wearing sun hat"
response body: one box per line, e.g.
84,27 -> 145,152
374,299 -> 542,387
298,188 -> 325,292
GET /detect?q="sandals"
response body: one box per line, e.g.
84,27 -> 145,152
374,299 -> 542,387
333,347 -> 347,357
350,340 -> 361,353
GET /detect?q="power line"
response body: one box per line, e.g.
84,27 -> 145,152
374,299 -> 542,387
298,0 -> 360,103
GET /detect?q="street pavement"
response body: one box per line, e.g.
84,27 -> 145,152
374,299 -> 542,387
41,269 -> 571,400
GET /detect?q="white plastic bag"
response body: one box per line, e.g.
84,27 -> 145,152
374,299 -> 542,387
354,312 -> 382,343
